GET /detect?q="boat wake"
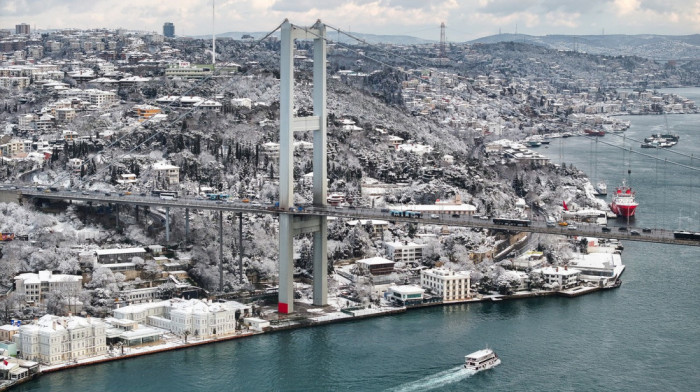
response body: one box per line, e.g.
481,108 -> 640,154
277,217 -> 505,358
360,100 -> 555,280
387,366 -> 476,392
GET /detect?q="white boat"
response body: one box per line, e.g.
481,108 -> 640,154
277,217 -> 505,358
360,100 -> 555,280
596,182 -> 607,196
464,348 -> 501,371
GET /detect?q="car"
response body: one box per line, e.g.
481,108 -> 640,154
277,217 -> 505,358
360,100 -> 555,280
82,191 -> 90,195
242,198 -> 250,203
44,189 -> 51,193
630,230 -> 641,236
642,227 -> 652,233
349,206 -> 356,209
568,225 -> 578,230
618,226 -> 627,232
601,227 -> 611,233
479,215 -> 489,220
335,206 -> 343,209
380,208 -> 390,213
124,191 -> 132,195
430,214 -> 440,219
105,192 -> 111,196
118,193 -> 124,197
140,192 -> 147,196
558,221 -> 568,226
452,214 -> 460,218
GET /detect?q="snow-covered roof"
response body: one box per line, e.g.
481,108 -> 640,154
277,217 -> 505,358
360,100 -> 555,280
152,161 -> 179,170
95,247 -> 146,256
389,285 -> 424,295
15,270 -> 81,285
534,266 -> 581,276
356,256 -> 394,266
388,204 -> 476,212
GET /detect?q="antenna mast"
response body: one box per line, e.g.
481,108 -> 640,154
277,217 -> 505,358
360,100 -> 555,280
212,0 -> 216,68
440,22 -> 446,58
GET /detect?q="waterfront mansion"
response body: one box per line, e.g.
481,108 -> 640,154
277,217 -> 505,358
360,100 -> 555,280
17,315 -> 107,365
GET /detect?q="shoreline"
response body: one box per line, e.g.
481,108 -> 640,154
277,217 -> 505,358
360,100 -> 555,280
1,283 -> 619,390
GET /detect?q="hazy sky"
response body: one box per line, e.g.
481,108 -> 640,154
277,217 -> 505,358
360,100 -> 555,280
1,0 -> 699,41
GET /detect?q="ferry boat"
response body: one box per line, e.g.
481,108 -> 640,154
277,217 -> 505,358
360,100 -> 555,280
463,349 -> 501,371
609,180 -> 638,218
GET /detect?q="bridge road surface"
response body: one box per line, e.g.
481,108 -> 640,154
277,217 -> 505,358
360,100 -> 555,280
2,186 -> 698,247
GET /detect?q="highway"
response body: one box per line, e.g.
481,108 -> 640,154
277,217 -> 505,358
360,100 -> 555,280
2,186 -> 699,247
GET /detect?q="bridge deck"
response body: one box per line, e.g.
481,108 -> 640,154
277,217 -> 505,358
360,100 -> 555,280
4,188 -> 699,247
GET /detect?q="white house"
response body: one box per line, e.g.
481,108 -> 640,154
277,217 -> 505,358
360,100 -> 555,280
420,268 -> 471,301
152,161 -> 180,185
14,271 -> 82,304
386,285 -> 424,305
113,299 -> 251,339
385,241 -> 425,264
533,266 -> 580,289
18,314 -> 107,365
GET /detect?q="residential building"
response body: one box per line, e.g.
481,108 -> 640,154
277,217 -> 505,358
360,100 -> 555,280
133,104 -> 161,122
533,266 -> 581,289
345,219 -> 389,238
355,257 -> 395,276
385,241 -> 425,264
67,158 -> 83,173
164,66 -> 212,79
163,22 -> 175,38
95,247 -> 147,264
420,268 -> 471,301
0,325 -> 19,342
152,161 -> 180,185
116,173 -> 138,184
17,314 -> 107,365
15,24 -> 30,35
14,271 -> 82,304
113,299 -> 251,339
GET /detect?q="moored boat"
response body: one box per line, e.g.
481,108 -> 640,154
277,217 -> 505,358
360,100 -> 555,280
464,349 -> 501,371
584,129 -> 605,137
596,182 -> 607,196
609,180 -> 638,218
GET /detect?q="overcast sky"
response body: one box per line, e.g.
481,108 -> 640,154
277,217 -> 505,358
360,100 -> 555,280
2,0 -> 699,41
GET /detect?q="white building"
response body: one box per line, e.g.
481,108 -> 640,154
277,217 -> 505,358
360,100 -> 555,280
385,241 -> 425,264
386,285 -> 424,305
14,271 -> 82,304
18,314 -> 107,365
420,268 -> 471,301
113,299 -> 251,339
152,161 -> 180,185
95,247 -> 147,264
533,266 -> 581,289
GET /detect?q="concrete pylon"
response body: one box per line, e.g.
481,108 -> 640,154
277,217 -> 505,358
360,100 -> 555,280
278,20 -> 328,314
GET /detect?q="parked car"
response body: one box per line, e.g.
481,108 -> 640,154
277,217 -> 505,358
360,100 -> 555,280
430,214 -> 439,219
558,221 -> 568,226
601,227 -> 611,232
452,214 -> 460,218
380,208 -> 390,213
618,226 -> 627,232
630,230 -> 641,236
642,228 -> 652,233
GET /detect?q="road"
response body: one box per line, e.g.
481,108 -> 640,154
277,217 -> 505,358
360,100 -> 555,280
1,185 -> 698,247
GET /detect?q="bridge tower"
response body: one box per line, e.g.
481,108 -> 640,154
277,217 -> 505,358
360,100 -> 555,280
278,20 -> 328,314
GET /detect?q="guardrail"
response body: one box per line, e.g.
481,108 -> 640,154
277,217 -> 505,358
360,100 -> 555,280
7,187 -> 699,247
